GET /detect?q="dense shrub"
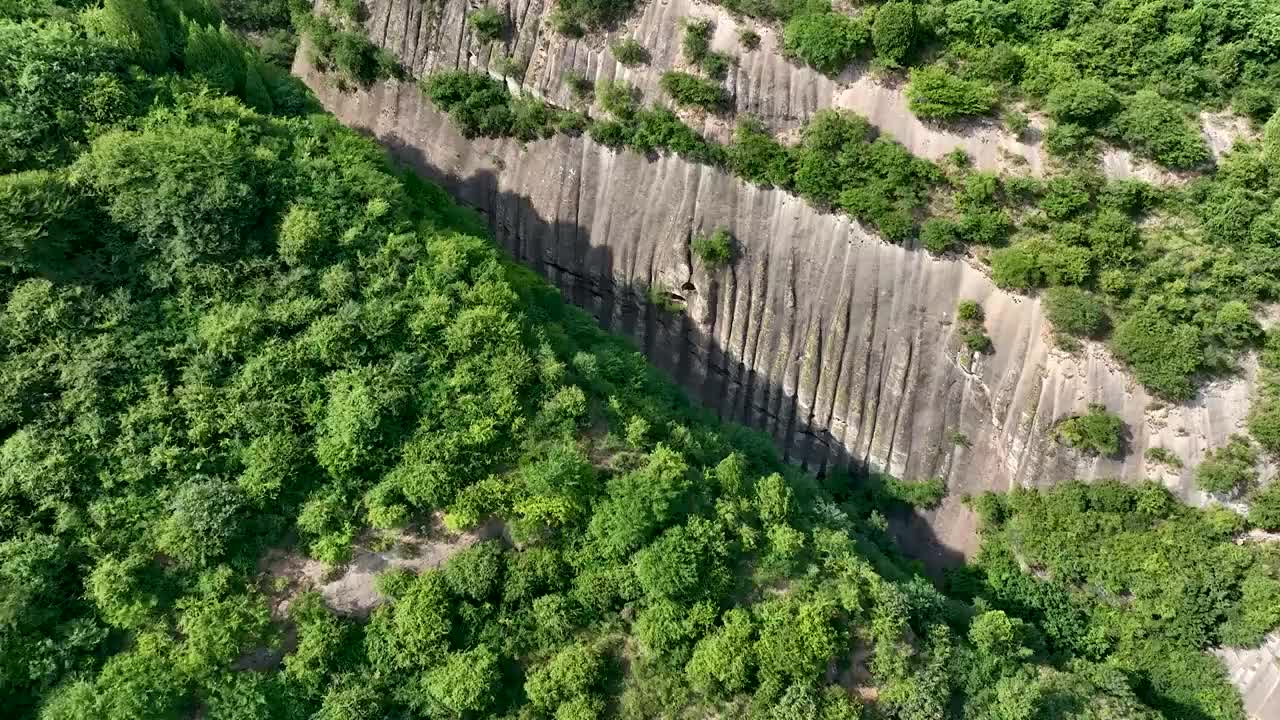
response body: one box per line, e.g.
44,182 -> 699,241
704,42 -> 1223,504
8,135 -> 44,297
550,0 -> 637,33
692,228 -> 735,268
1249,483 -> 1280,530
738,27 -> 760,50
611,37 -> 649,66
1110,307 -> 1203,401
792,110 -> 938,240
301,12 -> 399,86
781,11 -> 867,76
727,117 -> 794,188
1055,404 -> 1125,456
1113,90 -> 1210,169
468,7 -> 505,43
989,239 -> 1091,290
1043,287 -> 1108,339
659,71 -> 729,112
681,16 -> 713,64
920,217 -> 960,254
1045,78 -> 1120,127
957,299 -> 983,322
701,50 -> 733,80
870,1 -> 914,67
423,71 -> 560,141
906,65 -> 998,120
1196,435 -> 1258,496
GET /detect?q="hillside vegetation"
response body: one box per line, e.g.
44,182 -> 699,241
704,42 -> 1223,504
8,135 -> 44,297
2,3 -> 1280,720
707,0 -> 1278,170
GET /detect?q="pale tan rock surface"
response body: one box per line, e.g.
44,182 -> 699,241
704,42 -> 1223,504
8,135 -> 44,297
1216,633 -> 1280,720
299,5 -> 1274,713
297,58 -> 1257,562
359,0 -> 1242,183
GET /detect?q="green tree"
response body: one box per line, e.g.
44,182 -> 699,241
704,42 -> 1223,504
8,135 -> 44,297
1196,435 -> 1258,496
782,12 -> 867,75
184,22 -> 245,95
906,65 -> 998,120
420,645 -> 501,716
871,2 -> 914,67
1055,405 -> 1125,457
1045,78 -> 1120,127
686,608 -> 756,695
1043,287 -> 1108,338
90,0 -> 169,73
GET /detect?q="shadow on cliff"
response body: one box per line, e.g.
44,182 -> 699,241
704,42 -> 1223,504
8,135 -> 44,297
378,131 -> 967,576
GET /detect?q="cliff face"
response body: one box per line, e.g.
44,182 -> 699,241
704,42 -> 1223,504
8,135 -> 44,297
297,4 -> 1278,714
296,57 -> 1255,557
358,0 -> 1233,183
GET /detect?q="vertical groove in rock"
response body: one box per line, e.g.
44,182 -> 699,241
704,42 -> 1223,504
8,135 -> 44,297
296,36 -> 1255,561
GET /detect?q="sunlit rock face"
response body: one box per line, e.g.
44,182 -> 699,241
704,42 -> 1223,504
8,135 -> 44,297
297,0 -> 1256,565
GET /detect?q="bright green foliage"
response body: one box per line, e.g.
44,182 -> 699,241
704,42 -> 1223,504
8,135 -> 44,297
551,0 -> 636,32
610,37 -> 648,66
727,116 -> 793,188
700,50 -> 733,80
443,539 -> 504,600
781,11 -> 867,76
1249,483 -> 1280,530
1055,404 -> 1125,457
691,228 -> 734,268
1043,287 -> 1108,339
1196,434 -> 1258,496
300,11 -> 399,86
792,110 -> 938,240
89,0 -> 170,73
1113,90 -> 1210,169
0,21 -> 137,173
1045,78 -> 1120,127
1145,446 -> 1182,468
681,17 -> 713,65
906,65 -> 998,120
424,71 -> 559,140
1110,307 -> 1204,401
870,2 -> 914,68
955,299 -> 992,354
919,217 -> 960,254
977,480 -> 1280,720
184,21 -> 245,95
468,7 -> 504,43
242,56 -> 273,113
956,299 -> 982,322
686,608 -> 756,694
525,643 -> 604,711
422,646 -> 501,716
659,70 -> 729,112
7,10 -> 1280,720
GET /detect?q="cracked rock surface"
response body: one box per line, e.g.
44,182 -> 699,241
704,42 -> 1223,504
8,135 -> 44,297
298,3 -> 1276,714
297,57 -> 1255,558
360,0 -> 1247,183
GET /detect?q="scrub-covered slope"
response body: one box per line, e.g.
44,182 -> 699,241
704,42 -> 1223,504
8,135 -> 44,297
298,35 -> 1260,549
3,4 -> 1280,720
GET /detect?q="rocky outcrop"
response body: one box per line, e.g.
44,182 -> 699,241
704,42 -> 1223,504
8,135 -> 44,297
297,56 -> 1256,558
298,5 -> 1274,715
359,0 -> 1244,183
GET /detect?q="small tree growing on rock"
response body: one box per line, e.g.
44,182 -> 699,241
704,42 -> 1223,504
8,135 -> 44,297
692,228 -> 734,268
1056,404 -> 1125,457
469,7 -> 505,43
1196,435 -> 1258,496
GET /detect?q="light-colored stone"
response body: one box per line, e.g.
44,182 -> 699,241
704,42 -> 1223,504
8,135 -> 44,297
296,60 -> 1258,563
358,0 -> 1246,184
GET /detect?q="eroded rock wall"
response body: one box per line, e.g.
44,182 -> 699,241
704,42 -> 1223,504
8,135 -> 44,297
296,57 -> 1256,562
359,0 -> 1234,183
